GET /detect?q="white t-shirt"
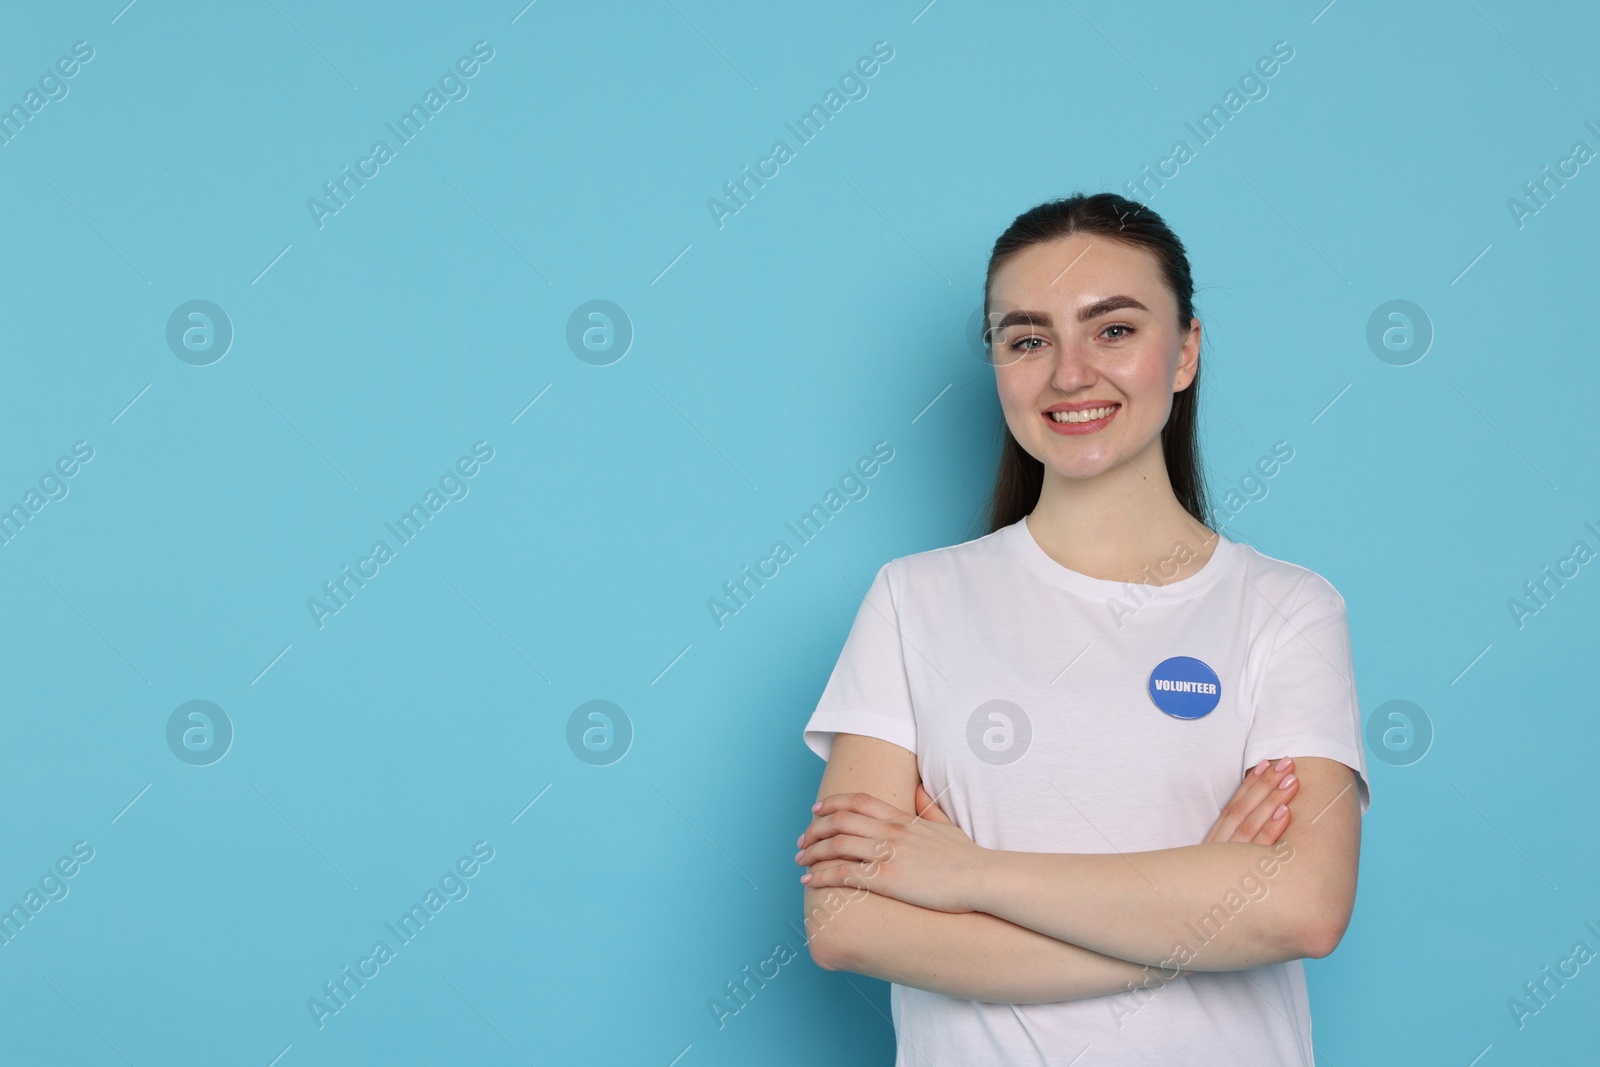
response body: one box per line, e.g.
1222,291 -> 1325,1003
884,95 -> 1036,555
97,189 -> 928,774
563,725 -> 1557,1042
803,515 -> 1370,1066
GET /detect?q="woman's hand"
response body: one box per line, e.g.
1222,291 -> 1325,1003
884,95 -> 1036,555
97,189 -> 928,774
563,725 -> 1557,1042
794,783 -> 956,908
913,781 -> 951,824
797,761 -> 1295,913
797,791 -> 986,913
1203,757 -> 1299,845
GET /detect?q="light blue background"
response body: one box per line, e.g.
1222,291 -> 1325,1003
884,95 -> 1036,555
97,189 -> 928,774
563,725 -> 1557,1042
1,1 -> 1596,1064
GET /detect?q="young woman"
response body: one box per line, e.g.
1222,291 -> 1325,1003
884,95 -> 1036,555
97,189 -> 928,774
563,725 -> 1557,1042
795,193 -> 1369,1065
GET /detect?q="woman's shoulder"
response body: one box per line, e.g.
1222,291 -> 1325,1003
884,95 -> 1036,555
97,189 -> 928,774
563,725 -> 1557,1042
874,524 -> 1014,587
1226,535 -> 1349,611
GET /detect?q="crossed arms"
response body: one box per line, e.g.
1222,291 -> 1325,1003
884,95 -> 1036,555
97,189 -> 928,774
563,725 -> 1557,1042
797,733 -> 1361,1004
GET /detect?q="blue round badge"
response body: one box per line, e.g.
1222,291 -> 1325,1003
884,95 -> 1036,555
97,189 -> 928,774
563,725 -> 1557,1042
1148,656 -> 1222,720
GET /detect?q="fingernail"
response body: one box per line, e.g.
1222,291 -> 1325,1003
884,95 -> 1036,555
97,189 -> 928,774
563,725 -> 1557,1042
797,834 -> 804,848
812,802 -> 821,812
794,850 -> 804,862
1279,774 -> 1296,789
1274,757 -> 1292,771
800,873 -> 811,883
1252,759 -> 1269,777
1273,804 -> 1288,819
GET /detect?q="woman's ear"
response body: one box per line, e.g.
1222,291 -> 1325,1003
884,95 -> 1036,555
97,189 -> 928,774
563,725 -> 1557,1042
1173,317 -> 1201,391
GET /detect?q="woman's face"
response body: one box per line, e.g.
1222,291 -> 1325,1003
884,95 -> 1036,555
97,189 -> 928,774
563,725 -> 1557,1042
987,234 -> 1200,484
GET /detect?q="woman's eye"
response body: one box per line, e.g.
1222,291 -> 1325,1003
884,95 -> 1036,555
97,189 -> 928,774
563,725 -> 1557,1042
1009,336 -> 1046,352
1102,324 -> 1136,340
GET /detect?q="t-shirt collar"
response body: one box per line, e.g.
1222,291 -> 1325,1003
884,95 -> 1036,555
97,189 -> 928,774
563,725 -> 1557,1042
1005,514 -> 1240,600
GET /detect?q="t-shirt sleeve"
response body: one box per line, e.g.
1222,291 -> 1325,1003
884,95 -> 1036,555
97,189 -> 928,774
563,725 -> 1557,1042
802,560 -> 917,762
1243,573 -> 1372,816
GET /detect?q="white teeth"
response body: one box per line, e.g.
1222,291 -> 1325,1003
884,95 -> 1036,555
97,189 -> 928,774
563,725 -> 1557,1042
1049,405 -> 1117,423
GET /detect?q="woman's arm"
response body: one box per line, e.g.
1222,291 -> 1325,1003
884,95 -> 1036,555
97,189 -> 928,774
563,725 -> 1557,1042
970,756 -> 1361,969
802,733 -> 1180,1003
805,755 -> 1361,973
807,871 -> 1186,1004
801,734 -> 1305,1000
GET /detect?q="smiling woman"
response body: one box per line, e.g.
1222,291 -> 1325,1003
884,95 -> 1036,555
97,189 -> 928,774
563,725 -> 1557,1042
797,192 -> 1369,1067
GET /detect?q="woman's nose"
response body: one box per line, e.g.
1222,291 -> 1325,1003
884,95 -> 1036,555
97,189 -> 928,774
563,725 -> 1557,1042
1050,342 -> 1096,391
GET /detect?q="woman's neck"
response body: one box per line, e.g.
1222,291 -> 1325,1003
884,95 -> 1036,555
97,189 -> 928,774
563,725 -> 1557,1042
1025,442 -> 1218,586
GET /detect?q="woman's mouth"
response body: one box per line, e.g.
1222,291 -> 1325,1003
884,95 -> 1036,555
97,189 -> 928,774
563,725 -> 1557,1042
1042,403 -> 1119,435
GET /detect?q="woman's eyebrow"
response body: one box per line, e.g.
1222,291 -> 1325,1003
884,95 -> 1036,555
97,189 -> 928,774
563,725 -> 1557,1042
1076,295 -> 1150,321
993,295 -> 1151,331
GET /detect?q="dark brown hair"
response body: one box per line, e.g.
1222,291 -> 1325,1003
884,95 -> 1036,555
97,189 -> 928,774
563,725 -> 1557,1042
978,192 -> 1210,536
